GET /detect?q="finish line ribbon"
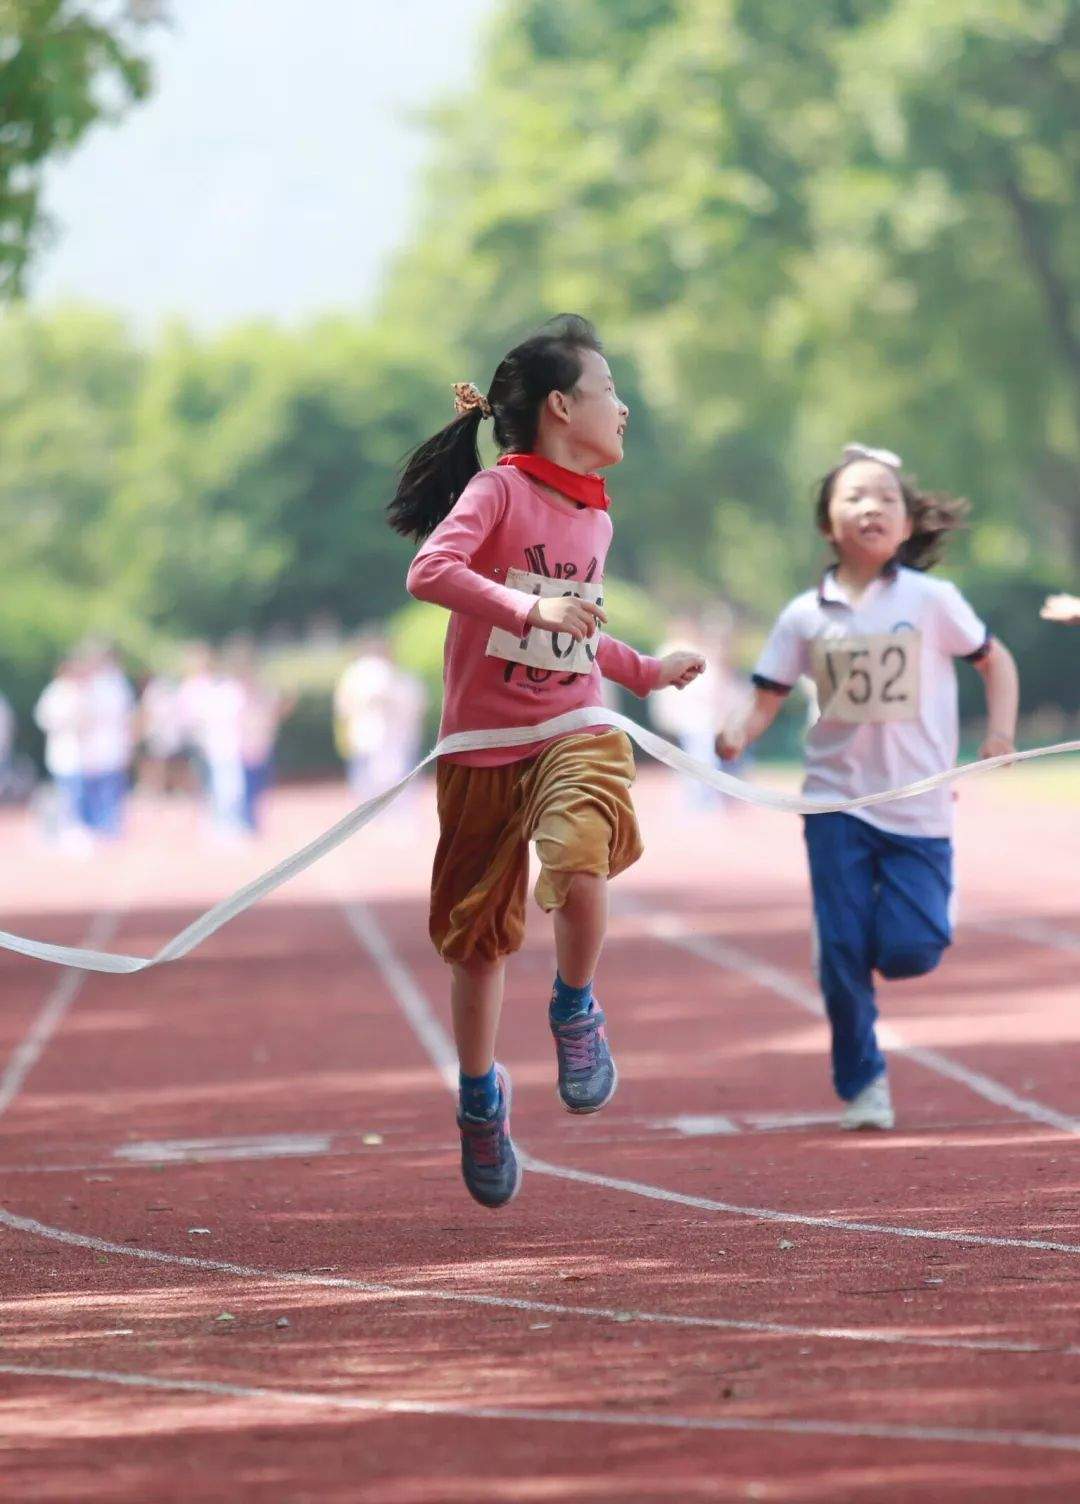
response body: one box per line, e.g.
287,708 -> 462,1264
2,706 -> 1078,975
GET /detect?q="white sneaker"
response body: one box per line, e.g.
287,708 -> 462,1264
840,1076 -> 895,1131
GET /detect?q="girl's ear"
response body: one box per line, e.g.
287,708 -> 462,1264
546,388 -> 572,426
900,509 -> 915,543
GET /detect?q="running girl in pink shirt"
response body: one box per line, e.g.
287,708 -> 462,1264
388,314 -> 703,1208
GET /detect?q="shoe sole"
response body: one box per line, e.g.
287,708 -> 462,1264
839,1116 -> 895,1131
557,1059 -> 619,1115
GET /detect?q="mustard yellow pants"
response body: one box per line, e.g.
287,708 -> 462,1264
430,730 -> 642,965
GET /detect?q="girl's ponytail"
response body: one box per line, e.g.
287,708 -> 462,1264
896,489 -> 969,571
388,315 -> 603,542
387,386 -> 490,541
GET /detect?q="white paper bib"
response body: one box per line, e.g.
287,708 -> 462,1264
485,568 -> 603,675
810,630 -> 921,724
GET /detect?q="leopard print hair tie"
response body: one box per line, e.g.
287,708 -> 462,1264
452,381 -> 493,419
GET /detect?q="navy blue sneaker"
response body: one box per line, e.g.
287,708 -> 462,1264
550,1004 -> 618,1113
457,1064 -> 522,1209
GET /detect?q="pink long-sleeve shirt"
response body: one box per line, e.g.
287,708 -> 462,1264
407,465 -> 661,766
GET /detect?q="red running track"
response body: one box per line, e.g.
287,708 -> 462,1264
0,770 -> 1078,1502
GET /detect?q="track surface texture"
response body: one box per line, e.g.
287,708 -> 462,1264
1,763 -> 1078,1503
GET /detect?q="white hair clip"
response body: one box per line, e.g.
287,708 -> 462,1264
842,442 -> 902,470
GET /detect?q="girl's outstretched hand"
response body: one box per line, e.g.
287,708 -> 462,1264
656,651 -> 706,690
1041,593 -> 1080,625
715,716 -> 748,762
527,597 -> 608,640
978,732 -> 1016,762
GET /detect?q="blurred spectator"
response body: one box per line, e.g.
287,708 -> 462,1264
79,641 -> 136,837
203,642 -> 296,836
138,672 -> 188,797
0,688 -> 34,805
34,653 -> 93,843
176,642 -> 217,799
334,634 -> 426,801
0,691 -> 12,767
651,610 -> 752,809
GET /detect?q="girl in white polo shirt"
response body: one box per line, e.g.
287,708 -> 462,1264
717,444 -> 1020,1130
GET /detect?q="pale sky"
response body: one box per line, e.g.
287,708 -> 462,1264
29,0 -> 494,328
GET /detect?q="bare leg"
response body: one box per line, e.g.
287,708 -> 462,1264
450,955 -> 506,1076
552,872 -> 607,988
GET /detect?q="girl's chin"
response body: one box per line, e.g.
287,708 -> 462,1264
845,538 -> 897,562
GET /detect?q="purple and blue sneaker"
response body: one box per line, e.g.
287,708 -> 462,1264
550,1003 -> 618,1113
457,1064 -> 522,1209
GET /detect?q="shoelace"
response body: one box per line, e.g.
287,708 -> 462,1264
558,1018 -> 601,1074
461,1114 -> 504,1168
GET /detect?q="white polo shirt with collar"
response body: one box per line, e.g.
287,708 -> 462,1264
754,564 -> 990,838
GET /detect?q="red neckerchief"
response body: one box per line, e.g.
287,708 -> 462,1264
497,452 -> 610,511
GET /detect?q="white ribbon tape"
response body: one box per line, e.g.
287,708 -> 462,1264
2,705 -> 1077,975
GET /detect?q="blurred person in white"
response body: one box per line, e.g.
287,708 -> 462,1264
138,671 -> 188,797
204,641 -> 296,837
79,640 -> 136,837
651,609 -> 751,809
34,653 -> 93,842
0,689 -> 33,805
0,690 -> 13,777
176,643 -> 217,803
334,633 -> 427,801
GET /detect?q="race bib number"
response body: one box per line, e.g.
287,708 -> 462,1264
486,568 -> 603,676
810,631 -> 921,724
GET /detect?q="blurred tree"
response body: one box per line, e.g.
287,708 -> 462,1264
106,319 -> 447,639
0,303 -> 144,738
3,1 -> 1078,768
0,301 -> 139,584
0,0 -> 161,297
385,0 -> 1080,606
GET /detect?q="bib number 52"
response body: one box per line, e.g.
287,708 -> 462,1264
811,631 -> 921,724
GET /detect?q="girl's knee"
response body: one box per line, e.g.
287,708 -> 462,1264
535,864 -> 605,913
452,953 -> 503,977
564,870 -> 605,901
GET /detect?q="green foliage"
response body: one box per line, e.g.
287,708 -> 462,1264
0,0 -> 159,297
387,0 -> 1080,607
3,0 -> 1080,770
105,319 -> 443,640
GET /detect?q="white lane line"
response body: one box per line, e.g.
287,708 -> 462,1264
517,1153 -> 1080,1255
3,1362 -> 1080,1454
1,903 -> 1077,1364
648,1112 -> 841,1136
114,1134 -> 332,1165
742,1111 -> 842,1131
652,1114 -> 740,1137
634,912 -> 1080,1136
0,912 -> 118,1120
343,902 -> 457,1088
969,918 -> 1080,956
342,903 -> 1080,1258
6,1202 -> 1070,1356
